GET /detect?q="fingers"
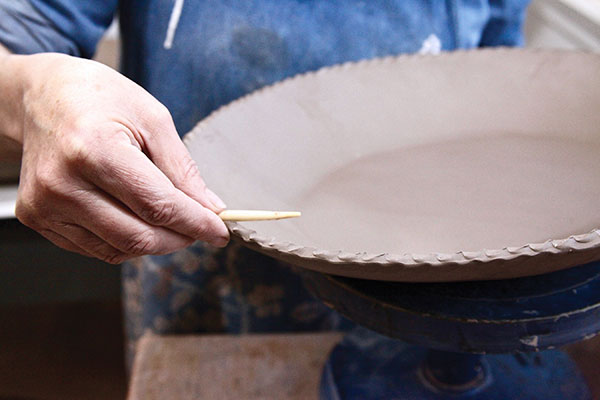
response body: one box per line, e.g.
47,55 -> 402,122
18,184 -> 199,261
39,225 -> 130,264
77,139 -> 229,247
136,104 -> 227,212
74,189 -> 199,254
38,228 -> 96,259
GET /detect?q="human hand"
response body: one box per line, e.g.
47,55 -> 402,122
4,53 -> 229,263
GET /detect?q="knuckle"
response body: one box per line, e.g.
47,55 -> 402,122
138,197 -> 178,226
121,230 -> 158,255
103,252 -> 128,265
79,233 -> 129,264
150,104 -> 177,139
180,157 -> 203,185
15,203 -> 36,227
34,169 -> 63,196
155,103 -> 173,125
192,219 -> 213,240
15,195 -> 43,227
62,134 -> 95,168
30,169 -> 79,207
78,235 -> 107,255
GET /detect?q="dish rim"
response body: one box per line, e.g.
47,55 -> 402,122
183,48 -> 600,268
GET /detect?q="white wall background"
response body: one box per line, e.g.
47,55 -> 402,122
525,0 -> 600,51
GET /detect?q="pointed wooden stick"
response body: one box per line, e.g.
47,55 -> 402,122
218,210 -> 301,222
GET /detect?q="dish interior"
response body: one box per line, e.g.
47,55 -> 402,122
188,51 -> 600,259
242,133 -> 600,255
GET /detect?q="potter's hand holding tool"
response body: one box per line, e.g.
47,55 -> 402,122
0,47 -> 230,263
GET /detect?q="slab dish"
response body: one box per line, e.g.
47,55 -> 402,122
184,49 -> 600,282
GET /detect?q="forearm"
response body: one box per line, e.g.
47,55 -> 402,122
0,43 -> 24,144
0,43 -> 23,171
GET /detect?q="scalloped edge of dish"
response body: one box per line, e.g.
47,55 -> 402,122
184,48 -> 600,268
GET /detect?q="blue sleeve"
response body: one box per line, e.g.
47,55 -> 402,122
479,0 -> 531,47
0,0 -> 117,58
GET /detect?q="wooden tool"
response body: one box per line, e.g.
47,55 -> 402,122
219,210 -> 301,221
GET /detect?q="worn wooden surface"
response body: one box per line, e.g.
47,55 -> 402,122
128,333 -> 343,400
128,332 -> 600,400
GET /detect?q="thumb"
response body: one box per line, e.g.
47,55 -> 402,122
137,105 -> 227,213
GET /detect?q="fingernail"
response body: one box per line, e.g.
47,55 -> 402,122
206,188 -> 227,211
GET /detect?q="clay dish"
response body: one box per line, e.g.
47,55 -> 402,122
184,49 -> 600,282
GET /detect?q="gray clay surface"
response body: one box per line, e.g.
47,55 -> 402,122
185,49 -> 600,281
291,134 -> 600,254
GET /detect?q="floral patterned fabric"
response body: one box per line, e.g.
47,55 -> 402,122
122,242 -> 353,368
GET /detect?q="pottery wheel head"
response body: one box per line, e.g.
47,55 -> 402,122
184,49 -> 600,282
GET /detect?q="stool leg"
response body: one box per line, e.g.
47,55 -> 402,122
320,328 -> 592,400
420,350 -> 488,394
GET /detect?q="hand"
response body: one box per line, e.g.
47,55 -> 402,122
6,53 -> 229,263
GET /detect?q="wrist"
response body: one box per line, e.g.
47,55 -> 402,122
0,52 -> 27,146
